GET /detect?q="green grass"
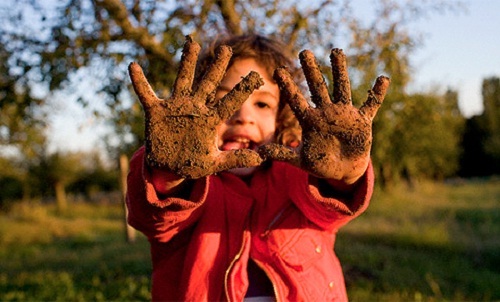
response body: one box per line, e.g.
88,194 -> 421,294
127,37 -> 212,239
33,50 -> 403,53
337,178 -> 500,301
0,178 -> 499,301
0,202 -> 151,301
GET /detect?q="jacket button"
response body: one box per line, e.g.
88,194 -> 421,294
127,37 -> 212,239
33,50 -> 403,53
315,245 -> 322,253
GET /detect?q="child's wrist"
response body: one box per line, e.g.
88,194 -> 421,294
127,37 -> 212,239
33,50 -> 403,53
150,167 -> 186,196
324,156 -> 369,193
325,176 -> 361,194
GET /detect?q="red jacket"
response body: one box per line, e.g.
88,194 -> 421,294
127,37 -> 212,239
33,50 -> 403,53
126,147 -> 374,301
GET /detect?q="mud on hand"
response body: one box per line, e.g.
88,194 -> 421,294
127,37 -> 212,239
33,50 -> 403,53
259,48 -> 390,179
128,36 -> 264,179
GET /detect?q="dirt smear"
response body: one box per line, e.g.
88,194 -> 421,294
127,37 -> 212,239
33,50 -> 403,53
130,36 -> 389,179
260,49 -> 390,178
129,36 -> 263,179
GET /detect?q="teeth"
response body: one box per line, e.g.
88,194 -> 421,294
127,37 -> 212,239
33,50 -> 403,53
221,136 -> 252,150
234,137 -> 250,143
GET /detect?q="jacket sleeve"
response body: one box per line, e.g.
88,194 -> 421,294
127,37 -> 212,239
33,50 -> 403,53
283,161 -> 375,231
125,146 -> 209,242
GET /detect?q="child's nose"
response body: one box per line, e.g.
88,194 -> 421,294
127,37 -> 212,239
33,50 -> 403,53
229,102 -> 255,125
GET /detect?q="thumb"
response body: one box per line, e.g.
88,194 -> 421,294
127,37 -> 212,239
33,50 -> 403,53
359,75 -> 390,120
214,149 -> 264,172
258,144 -> 300,167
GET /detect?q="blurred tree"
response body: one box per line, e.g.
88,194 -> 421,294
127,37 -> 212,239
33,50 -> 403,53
0,157 -> 24,210
0,10 -> 50,203
391,90 -> 464,185
30,151 -> 87,212
0,3 -> 48,145
459,76 -> 500,176
0,0 -> 465,189
481,77 -> 500,170
67,151 -> 119,198
0,39 -> 48,161
344,2 -> 465,186
460,115 -> 488,176
0,74 -> 45,151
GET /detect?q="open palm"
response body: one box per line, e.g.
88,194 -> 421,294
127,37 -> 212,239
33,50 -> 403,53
129,36 -> 263,179
260,48 -> 390,181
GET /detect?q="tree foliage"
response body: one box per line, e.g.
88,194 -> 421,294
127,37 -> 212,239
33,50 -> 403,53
0,39 -> 47,156
0,149 -> 119,211
393,91 -> 464,181
459,76 -> 500,176
481,77 -> 500,163
0,0 -> 469,190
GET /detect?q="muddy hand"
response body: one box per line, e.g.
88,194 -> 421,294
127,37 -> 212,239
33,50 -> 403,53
259,48 -> 390,180
129,36 -> 264,179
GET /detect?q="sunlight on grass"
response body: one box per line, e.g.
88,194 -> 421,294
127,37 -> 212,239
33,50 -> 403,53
0,201 -> 152,301
0,202 -> 122,245
337,178 -> 500,301
0,178 -> 499,301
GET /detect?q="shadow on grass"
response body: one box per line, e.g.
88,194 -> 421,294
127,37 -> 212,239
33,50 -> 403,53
0,234 -> 152,301
337,206 -> 500,301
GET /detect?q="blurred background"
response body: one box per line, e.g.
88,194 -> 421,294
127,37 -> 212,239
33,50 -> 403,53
0,0 -> 498,300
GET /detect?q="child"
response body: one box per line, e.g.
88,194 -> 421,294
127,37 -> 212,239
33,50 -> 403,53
126,34 -> 389,301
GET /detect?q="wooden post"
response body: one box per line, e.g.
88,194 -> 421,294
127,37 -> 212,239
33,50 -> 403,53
120,153 -> 136,243
55,181 -> 68,213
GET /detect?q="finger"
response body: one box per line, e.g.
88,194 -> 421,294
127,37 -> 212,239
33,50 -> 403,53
299,50 -> 330,108
194,45 -> 232,103
330,48 -> 352,105
258,144 -> 300,167
128,62 -> 157,109
372,75 -> 390,102
172,35 -> 201,98
215,71 -> 264,121
359,76 -> 390,120
273,67 -> 312,123
214,149 -> 264,172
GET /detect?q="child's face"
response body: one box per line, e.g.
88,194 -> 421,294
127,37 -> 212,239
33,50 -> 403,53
216,58 -> 280,176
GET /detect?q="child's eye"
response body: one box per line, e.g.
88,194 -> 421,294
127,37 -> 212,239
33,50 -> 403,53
256,101 -> 270,109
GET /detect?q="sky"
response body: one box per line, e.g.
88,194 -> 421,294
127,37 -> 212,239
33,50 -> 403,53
408,0 -> 500,117
48,0 -> 500,153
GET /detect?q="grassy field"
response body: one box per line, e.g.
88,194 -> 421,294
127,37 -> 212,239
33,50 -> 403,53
0,178 -> 499,301
338,178 -> 500,301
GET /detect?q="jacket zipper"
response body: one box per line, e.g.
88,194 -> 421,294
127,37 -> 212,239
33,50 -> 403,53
226,203 -> 293,301
255,203 -> 295,301
225,222 -> 249,301
253,258 -> 281,302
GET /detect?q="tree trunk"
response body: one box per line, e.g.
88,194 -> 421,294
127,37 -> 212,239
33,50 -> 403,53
120,153 -> 136,243
215,0 -> 243,35
378,164 -> 394,190
22,179 -> 31,203
54,180 -> 67,212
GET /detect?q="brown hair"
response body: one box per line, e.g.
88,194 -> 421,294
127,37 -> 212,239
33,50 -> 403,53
196,34 -> 302,147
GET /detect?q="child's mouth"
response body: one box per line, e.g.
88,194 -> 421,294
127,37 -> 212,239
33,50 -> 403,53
220,137 -> 256,151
